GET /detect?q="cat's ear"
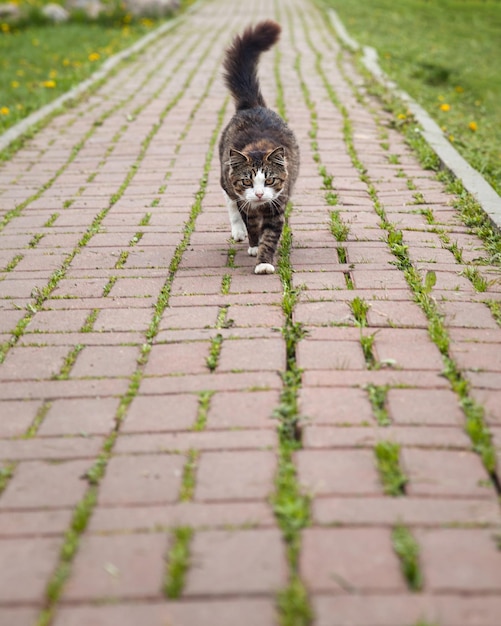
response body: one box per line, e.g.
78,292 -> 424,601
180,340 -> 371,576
265,146 -> 286,167
228,149 -> 249,168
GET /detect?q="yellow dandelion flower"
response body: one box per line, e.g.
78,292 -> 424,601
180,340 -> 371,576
455,85 -> 464,93
88,52 -> 100,62
11,81 -> 20,89
42,80 -> 56,88
63,59 -> 70,66
1,23 -> 10,32
49,70 -> 57,78
440,103 -> 451,112
32,38 -> 39,47
0,107 -> 10,116
448,134 -> 454,142
397,113 -> 407,120
468,121 -> 478,132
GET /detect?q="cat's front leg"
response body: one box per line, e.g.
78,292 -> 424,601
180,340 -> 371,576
255,211 -> 284,275
224,192 -> 247,242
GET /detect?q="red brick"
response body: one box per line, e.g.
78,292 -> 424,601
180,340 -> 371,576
0,400 -> 42,437
438,301 -> 498,329
89,502 -> 276,533
1,346 -> 69,381
63,534 -> 168,601
418,528 -> 501,591
373,328 -> 444,370
292,271 -> 346,290
52,278 -> 110,298
144,342 -> 210,376
299,387 -> 374,425
122,394 -> 199,432
366,300 -> 428,328
313,496 -> 501,527
53,600 -> 277,626
0,608 -> 39,626
352,269 -> 410,290
296,450 -> 382,495
140,371 -> 282,394
386,388 -> 464,426
217,338 -> 285,372
184,529 -> 287,595
402,449 -> 495,498
93,307 -> 153,332
0,460 -> 90,509
38,397 -> 118,435
0,436 -> 103,461
114,429 -> 277,454
194,451 -> 276,501
207,390 -> 279,429
450,341 -> 501,372
301,528 -> 406,592
0,509 -> 73,537
98,454 -> 185,505
71,345 -> 139,378
296,339 -> 366,370
160,305 -> 220,329
294,301 -> 352,326
226,303 -> 284,327
107,277 -> 166,298
25,309 -> 91,333
302,425 -> 471,449
0,537 -> 61,603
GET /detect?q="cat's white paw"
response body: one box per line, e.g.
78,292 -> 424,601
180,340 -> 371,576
231,225 -> 247,242
254,263 -> 275,275
248,246 -> 258,257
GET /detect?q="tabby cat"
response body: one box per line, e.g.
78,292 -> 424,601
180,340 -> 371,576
219,20 -> 299,274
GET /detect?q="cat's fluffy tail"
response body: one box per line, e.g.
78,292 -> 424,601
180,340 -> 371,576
223,20 -> 281,111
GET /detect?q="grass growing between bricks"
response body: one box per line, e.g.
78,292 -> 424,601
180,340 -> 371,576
375,441 -> 408,496
302,16 -> 500,489
271,28 -> 313,622
392,524 -> 423,591
164,526 -> 194,598
35,49 -> 229,624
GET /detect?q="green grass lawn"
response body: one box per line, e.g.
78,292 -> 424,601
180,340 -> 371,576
0,2 -> 181,134
323,0 -> 501,196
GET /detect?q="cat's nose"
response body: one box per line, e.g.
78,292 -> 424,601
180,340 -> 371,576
255,191 -> 264,199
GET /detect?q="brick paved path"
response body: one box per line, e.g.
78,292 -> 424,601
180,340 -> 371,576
1,0 -> 501,624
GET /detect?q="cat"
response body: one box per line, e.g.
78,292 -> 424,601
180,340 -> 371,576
218,20 -> 299,274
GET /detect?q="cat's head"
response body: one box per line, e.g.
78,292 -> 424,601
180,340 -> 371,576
227,146 -> 287,205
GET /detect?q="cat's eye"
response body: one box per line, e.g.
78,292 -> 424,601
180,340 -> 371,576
265,177 -> 275,185
242,179 -> 253,187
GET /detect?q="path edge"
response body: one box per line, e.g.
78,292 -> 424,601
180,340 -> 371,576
328,8 -> 501,231
0,3 -> 200,154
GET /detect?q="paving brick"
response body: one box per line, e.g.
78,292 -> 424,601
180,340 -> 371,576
0,537 -> 61,603
301,528 -> 406,592
296,339 -> 366,370
418,529 -> 501,592
401,449 -> 495,498
63,533 -> 168,601
386,388 -> 464,426
98,454 -> 185,505
0,608 -> 39,626
184,529 -> 287,595
0,399 -> 42,436
114,429 -> 277,454
312,496 -> 501,527
294,300 -> 352,326
299,387 -> 374,424
25,309 -> 91,333
438,300 -> 499,329
52,600 -> 277,626
296,449 -> 382,495
217,338 -> 286,372
37,397 -> 118,435
226,303 -> 284,327
0,436 -> 103,461
107,277 -> 166,298
373,328 -> 444,370
70,345 -> 140,378
0,460 -> 90,509
194,451 -> 276,501
450,341 -> 501,371
144,342 -> 210,376
122,394 -> 198,432
0,346 -> 69,381
160,305 -> 220,329
207,390 -> 279,429
0,509 -> 73,537
93,307 -> 154,332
